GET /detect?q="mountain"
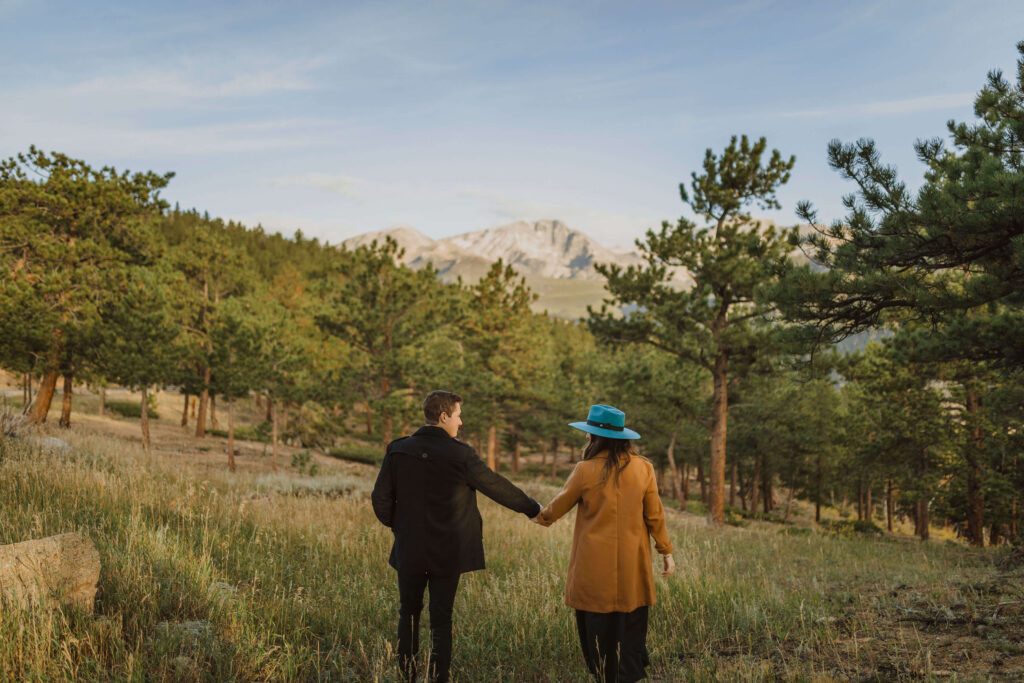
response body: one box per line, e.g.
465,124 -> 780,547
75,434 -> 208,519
342,220 -> 648,282
340,218 -> 815,320
341,220 -> 693,318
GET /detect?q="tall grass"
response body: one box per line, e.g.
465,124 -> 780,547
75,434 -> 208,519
0,430 -> 1011,681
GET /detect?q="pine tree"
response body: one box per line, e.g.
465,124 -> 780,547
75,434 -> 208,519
91,264 -> 181,453
314,237 -> 451,445
0,147 -> 172,425
589,135 -> 797,524
775,42 -> 1024,365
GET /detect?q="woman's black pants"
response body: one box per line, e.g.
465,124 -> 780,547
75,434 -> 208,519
397,571 -> 460,683
575,606 -> 650,683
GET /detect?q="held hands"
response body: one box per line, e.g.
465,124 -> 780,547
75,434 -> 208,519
661,553 -> 675,577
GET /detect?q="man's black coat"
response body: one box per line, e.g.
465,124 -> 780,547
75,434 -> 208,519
371,425 -> 541,576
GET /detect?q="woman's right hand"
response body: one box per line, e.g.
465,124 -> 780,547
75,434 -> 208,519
661,553 -> 675,577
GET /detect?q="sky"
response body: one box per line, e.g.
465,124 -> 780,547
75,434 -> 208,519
2,1 -> 1023,247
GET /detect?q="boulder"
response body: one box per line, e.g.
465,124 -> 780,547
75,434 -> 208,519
28,436 -> 72,453
0,532 -> 100,611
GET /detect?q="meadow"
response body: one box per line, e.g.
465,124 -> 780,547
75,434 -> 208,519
0,403 -> 1021,682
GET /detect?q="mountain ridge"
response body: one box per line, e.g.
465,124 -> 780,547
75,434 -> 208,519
340,219 -> 668,286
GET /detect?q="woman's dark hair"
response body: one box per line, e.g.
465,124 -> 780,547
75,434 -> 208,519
583,435 -> 637,484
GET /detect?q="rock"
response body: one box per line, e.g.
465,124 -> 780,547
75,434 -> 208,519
208,581 -> 236,603
0,532 -> 100,612
172,655 -> 197,675
155,619 -> 213,645
29,436 -> 71,453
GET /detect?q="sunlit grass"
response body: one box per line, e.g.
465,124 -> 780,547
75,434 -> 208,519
0,428 -> 1014,681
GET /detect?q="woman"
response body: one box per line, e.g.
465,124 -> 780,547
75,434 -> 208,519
535,404 -> 675,683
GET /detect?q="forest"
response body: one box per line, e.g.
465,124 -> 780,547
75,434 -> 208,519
2,45 -> 1023,551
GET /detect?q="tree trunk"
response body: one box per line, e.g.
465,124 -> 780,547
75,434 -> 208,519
209,393 -> 218,430
265,395 -> 272,423
227,395 -> 236,472
965,389 -> 985,547
27,370 -> 57,424
664,430 -> 683,504
1012,498 -> 1018,538
751,453 -> 761,512
140,385 -> 152,454
59,371 -> 73,428
551,438 -> 558,478
0,532 -> 100,612
486,424 -> 497,471
365,402 -> 373,436
697,454 -> 707,504
708,351 -> 728,525
886,479 -> 894,532
99,386 -> 106,416
729,460 -> 737,508
681,462 -> 690,508
195,367 -> 210,438
866,484 -> 873,523
783,482 -> 796,522
511,428 -> 520,473
815,453 -> 823,523
915,498 -> 930,541
989,523 -> 1002,546
271,399 -> 279,473
181,393 -> 190,427
856,480 -> 864,521
762,469 -> 772,514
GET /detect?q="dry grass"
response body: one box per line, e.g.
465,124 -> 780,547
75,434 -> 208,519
0,405 -> 1020,681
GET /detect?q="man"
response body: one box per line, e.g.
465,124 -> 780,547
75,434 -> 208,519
371,390 -> 541,683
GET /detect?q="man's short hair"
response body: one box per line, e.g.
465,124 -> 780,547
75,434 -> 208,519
423,390 -> 462,424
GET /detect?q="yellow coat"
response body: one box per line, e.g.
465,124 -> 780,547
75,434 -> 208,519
538,453 -> 674,613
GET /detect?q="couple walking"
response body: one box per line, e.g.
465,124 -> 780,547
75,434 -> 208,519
371,390 -> 675,682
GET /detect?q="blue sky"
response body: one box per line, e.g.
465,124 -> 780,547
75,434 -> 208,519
2,1 -> 1022,247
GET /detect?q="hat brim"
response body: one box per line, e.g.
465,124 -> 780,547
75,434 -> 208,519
569,421 -> 641,440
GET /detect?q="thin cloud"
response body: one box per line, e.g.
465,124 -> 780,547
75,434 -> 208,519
781,91 -> 975,119
0,114 -> 349,158
270,173 -> 364,199
65,58 -> 324,101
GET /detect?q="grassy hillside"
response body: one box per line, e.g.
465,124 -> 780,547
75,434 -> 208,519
0,420 -> 1021,681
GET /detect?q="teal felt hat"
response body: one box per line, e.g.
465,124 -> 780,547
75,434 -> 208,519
569,404 -> 640,440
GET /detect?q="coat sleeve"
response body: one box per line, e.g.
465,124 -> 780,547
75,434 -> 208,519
464,448 -> 541,517
535,463 -> 586,527
371,452 -> 395,527
643,463 -> 674,554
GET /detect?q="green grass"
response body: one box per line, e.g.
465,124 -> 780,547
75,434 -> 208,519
327,441 -> 384,465
0,430 -> 1019,681
207,422 -> 272,444
105,400 -> 158,420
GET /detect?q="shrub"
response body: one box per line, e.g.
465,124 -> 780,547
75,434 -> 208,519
107,399 -> 158,419
291,449 -> 314,475
0,408 -> 29,439
327,442 -> 384,465
724,508 -> 749,527
821,519 -> 883,536
207,423 -> 271,443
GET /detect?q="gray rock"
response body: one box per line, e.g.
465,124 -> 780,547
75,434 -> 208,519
154,619 -> 213,644
29,436 -> 71,453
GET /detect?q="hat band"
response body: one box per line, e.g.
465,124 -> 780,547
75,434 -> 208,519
586,419 -> 623,432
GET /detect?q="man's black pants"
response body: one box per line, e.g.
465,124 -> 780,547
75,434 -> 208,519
397,571 -> 460,683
